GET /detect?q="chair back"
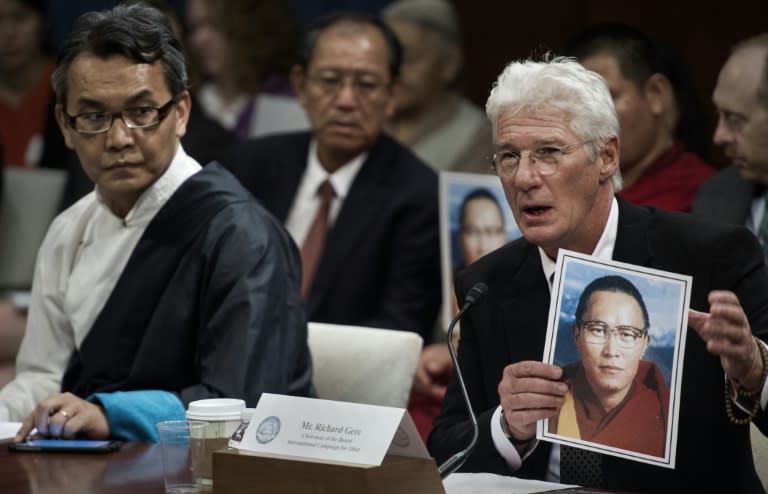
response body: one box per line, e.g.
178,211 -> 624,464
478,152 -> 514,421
307,322 -> 423,408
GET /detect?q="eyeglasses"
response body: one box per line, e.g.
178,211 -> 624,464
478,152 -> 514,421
63,94 -> 180,134
307,70 -> 389,99
577,320 -> 647,349
489,139 -> 599,178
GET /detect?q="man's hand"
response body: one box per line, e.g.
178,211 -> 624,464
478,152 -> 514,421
688,290 -> 764,390
412,343 -> 454,400
15,392 -> 110,442
498,361 -> 567,442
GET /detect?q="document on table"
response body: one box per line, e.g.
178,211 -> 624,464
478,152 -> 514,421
444,472 -> 576,493
0,422 -> 21,440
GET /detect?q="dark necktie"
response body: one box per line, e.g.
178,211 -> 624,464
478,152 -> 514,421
300,180 -> 335,299
560,445 -> 604,488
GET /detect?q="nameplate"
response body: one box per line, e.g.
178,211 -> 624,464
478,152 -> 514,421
236,393 -> 430,466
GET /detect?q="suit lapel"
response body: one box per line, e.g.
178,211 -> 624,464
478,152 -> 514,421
306,136 -> 392,315
613,197 -> 653,266
497,243 -> 552,362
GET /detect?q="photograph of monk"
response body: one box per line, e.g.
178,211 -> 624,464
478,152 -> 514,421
439,172 -> 520,328
541,251 -> 690,467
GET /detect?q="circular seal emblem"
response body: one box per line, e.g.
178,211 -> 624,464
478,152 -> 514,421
391,426 -> 410,448
255,416 -> 281,444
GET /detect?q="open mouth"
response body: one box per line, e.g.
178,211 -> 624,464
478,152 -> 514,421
522,206 -> 550,216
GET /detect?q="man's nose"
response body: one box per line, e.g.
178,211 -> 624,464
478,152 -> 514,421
713,116 -> 734,146
105,116 -> 135,150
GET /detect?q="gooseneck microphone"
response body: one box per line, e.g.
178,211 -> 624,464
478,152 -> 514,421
437,282 -> 488,479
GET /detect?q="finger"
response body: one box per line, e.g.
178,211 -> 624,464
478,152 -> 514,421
506,361 -> 563,381
15,414 -> 37,442
687,308 -> 708,331
429,383 -> 447,401
47,411 -> 69,439
502,390 -> 566,412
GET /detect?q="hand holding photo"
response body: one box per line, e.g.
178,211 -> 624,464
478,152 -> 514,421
538,250 -> 691,469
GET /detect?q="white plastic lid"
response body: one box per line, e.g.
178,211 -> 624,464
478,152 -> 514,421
241,408 -> 256,420
186,398 -> 245,421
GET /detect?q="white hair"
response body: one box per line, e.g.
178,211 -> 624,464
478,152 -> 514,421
486,55 -> 623,190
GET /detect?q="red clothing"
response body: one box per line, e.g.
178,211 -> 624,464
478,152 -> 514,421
619,142 -> 715,212
0,60 -> 55,167
549,360 -> 670,457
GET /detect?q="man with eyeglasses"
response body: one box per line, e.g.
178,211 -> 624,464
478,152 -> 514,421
222,14 -> 440,343
547,275 -> 669,457
429,55 -> 768,493
0,4 -> 313,442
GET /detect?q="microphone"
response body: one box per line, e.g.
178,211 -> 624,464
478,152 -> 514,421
437,282 -> 488,479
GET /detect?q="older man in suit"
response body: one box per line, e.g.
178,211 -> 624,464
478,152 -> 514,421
693,34 -> 768,255
428,55 -> 768,493
222,13 -> 440,342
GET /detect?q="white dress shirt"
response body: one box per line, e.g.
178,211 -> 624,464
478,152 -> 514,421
284,140 -> 367,247
0,145 -> 201,421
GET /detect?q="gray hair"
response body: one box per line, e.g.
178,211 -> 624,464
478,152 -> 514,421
486,55 -> 623,190
51,3 -> 187,107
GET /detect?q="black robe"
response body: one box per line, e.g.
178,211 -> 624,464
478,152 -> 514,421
62,162 -> 313,406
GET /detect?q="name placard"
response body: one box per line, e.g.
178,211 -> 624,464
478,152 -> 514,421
237,393 -> 430,466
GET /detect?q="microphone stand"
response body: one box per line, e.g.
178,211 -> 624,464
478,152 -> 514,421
437,283 -> 487,478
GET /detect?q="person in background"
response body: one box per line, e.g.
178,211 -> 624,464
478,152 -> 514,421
381,0 -> 492,174
562,22 -> 715,212
0,0 -> 54,167
548,275 -> 669,458
185,0 -> 309,139
41,0 -> 238,208
693,33 -> 768,262
222,12 -> 441,343
428,54 -> 768,493
0,3 -> 313,443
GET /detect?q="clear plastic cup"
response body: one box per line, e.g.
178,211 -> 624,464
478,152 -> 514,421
156,420 -> 209,493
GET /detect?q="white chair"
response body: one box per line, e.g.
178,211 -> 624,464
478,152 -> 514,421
751,423 -> 768,490
307,322 -> 423,408
0,167 -> 67,290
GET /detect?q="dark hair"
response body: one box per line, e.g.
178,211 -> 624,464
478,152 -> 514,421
459,188 -> 504,229
562,22 -> 711,160
574,275 -> 650,331
51,3 -> 187,106
298,12 -> 402,80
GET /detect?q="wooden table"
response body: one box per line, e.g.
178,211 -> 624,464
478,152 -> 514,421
0,439 -> 166,493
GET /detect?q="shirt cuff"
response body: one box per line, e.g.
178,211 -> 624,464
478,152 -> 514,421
490,405 -> 539,472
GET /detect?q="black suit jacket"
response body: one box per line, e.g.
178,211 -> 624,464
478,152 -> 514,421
222,131 -> 441,342
692,165 -> 757,226
429,198 -> 768,493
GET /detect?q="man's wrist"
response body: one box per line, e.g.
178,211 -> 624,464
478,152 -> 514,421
735,338 -> 768,396
499,410 -> 533,445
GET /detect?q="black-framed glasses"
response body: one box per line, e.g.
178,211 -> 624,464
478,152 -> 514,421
63,94 -> 180,134
307,70 -> 389,99
577,320 -> 647,349
489,138 -> 599,178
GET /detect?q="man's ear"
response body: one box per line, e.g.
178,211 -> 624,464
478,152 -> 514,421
644,73 -> 674,117
174,90 -> 191,139
54,104 -> 75,151
384,79 -> 401,119
598,135 -> 620,183
290,64 -> 308,109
